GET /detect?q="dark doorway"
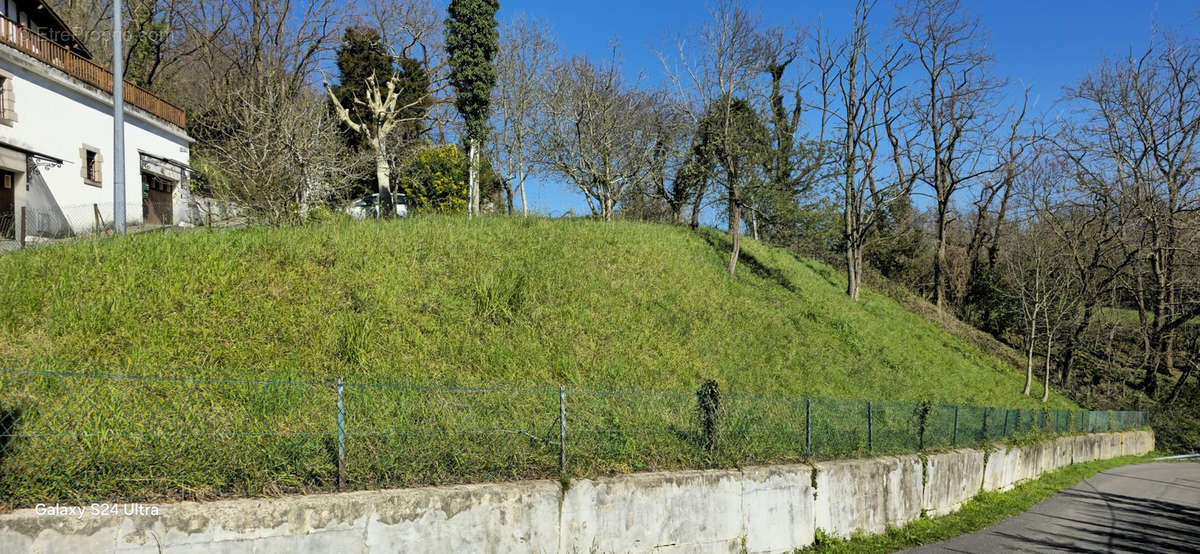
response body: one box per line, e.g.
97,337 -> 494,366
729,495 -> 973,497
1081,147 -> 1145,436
142,172 -> 174,226
0,170 -> 14,239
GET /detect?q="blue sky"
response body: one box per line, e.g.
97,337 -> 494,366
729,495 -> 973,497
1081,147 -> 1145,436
495,0 -> 1200,217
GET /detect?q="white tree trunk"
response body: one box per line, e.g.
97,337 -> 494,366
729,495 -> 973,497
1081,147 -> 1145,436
518,166 -> 528,217
846,244 -> 862,301
298,177 -> 311,222
468,140 -> 480,216
375,141 -> 392,219
728,198 -> 741,276
1024,310 -> 1038,396
1042,326 -> 1053,403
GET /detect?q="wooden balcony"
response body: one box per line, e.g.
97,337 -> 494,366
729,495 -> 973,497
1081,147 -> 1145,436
0,17 -> 187,129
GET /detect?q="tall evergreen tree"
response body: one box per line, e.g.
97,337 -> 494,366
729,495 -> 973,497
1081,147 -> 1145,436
445,0 -> 500,216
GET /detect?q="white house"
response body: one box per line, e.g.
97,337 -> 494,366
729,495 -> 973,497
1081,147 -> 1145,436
0,0 -> 192,242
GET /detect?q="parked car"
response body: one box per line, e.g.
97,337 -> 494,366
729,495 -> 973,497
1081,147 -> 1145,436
345,192 -> 409,219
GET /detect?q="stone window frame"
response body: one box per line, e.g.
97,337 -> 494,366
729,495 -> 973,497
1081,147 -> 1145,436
0,69 -> 16,127
80,145 -> 102,187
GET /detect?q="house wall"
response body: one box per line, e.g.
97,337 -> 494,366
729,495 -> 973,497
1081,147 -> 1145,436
0,430 -> 1155,554
0,43 -> 191,235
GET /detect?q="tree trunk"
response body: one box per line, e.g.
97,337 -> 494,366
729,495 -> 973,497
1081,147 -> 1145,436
1059,302 -> 1097,389
1167,363 -> 1194,404
518,166 -> 528,217
727,194 -> 741,277
750,207 -> 759,241
296,171 -> 311,223
1042,327 -> 1052,403
1024,311 -> 1038,396
690,178 -> 708,230
846,241 -> 863,301
468,139 -> 480,217
934,207 -> 948,311
375,142 -> 392,220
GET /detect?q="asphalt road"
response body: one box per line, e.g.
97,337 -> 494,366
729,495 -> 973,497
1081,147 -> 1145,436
903,462 -> 1200,553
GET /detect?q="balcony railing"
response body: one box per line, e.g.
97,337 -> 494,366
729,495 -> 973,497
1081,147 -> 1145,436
0,17 -> 186,129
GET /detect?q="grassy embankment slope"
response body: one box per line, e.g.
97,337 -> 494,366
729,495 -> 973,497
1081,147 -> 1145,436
0,217 -> 1083,504
0,216 -> 1070,406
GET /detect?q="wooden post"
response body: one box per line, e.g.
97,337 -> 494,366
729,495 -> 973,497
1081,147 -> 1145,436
94,203 -> 102,235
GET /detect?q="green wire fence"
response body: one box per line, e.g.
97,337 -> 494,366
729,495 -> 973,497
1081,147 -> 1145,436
0,368 -> 1149,508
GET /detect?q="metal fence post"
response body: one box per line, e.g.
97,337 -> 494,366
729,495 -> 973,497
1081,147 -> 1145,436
982,407 -> 989,441
1003,409 -> 1010,437
18,206 -> 25,248
558,384 -> 566,476
952,405 -> 959,446
866,402 -> 873,454
805,398 -> 812,456
337,377 -> 345,490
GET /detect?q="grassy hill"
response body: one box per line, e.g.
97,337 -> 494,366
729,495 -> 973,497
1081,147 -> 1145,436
0,216 -> 1095,504
0,216 -> 1070,407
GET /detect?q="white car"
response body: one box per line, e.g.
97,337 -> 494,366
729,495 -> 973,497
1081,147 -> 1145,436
345,193 -> 409,219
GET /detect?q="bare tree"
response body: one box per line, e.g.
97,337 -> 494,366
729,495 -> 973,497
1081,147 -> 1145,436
895,0 -> 1006,311
816,0 -> 914,300
491,15 -> 557,216
1039,276 -> 1081,403
1065,32 -> 1200,397
202,79 -> 356,223
1041,135 -> 1140,389
1002,214 -> 1056,397
618,95 -> 696,224
961,92 -> 1034,307
537,51 -> 660,221
660,0 -> 766,276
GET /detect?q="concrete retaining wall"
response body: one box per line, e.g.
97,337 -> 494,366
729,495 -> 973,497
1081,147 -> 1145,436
0,430 -> 1153,553
922,449 -> 985,517
813,455 -> 924,537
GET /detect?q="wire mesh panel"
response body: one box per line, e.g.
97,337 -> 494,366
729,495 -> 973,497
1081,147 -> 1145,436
720,393 -> 808,466
1113,411 -> 1139,431
567,388 -> 699,475
866,401 -> 920,455
341,382 -> 559,489
809,398 -> 870,459
954,405 -> 988,447
0,367 -> 331,507
917,404 -> 951,451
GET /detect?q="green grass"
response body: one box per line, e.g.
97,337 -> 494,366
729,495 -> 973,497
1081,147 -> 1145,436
0,216 -> 1083,505
0,216 -> 1073,405
799,455 -> 1160,553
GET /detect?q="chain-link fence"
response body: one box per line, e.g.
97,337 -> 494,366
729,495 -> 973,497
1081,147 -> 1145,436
0,367 -> 1149,508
